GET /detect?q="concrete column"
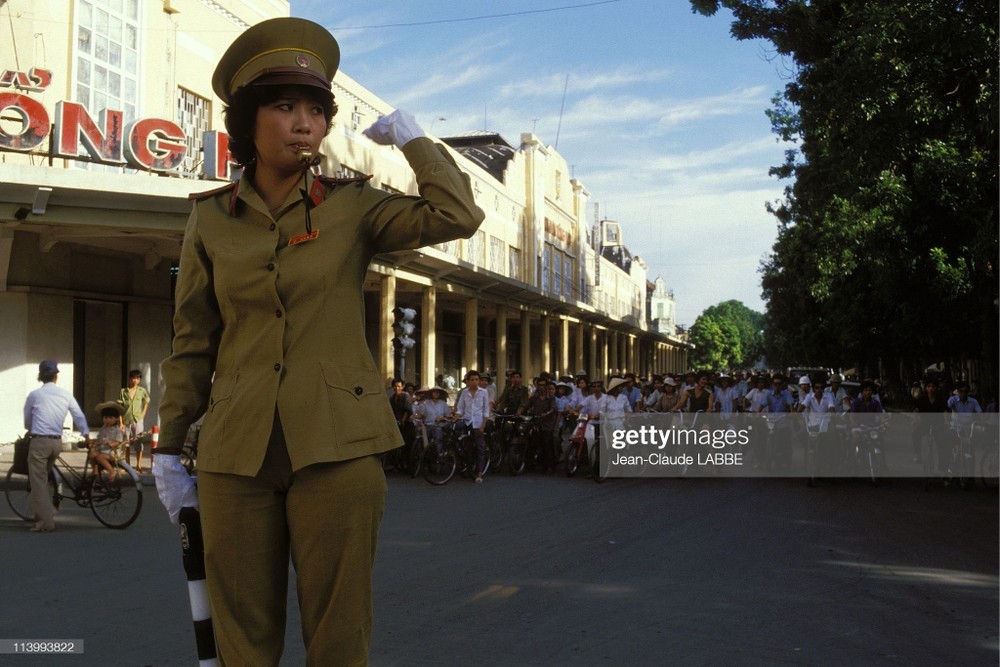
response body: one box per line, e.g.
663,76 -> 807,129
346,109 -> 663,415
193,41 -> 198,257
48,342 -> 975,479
601,331 -> 609,381
609,331 -> 619,375
559,318 -> 570,377
422,286 -> 437,389
540,314 -> 551,376
574,321 -> 585,375
629,335 -> 637,374
520,310 -> 531,378
588,325 -> 597,380
379,274 -> 396,385
496,307 -> 508,382
464,296 -> 478,377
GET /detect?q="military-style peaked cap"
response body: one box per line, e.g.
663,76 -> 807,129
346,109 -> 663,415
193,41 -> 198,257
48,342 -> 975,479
212,17 -> 340,104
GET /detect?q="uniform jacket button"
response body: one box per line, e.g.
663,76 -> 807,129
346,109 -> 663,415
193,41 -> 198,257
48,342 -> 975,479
354,386 -> 364,396
274,363 -> 281,372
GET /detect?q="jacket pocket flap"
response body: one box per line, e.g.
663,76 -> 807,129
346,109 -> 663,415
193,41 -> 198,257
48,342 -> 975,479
321,362 -> 380,400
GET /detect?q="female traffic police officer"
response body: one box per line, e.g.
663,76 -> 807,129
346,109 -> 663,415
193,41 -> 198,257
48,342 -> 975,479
153,17 -> 485,665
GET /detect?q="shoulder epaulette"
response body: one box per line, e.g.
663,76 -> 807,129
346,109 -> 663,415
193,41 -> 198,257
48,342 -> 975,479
318,174 -> 373,185
188,182 -> 238,201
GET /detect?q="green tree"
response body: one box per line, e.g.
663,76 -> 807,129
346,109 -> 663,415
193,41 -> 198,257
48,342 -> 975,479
689,300 -> 764,369
692,1 -> 998,389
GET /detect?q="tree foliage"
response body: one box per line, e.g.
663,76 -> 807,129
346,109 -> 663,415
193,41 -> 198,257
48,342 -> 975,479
689,300 -> 764,369
691,0 -> 998,389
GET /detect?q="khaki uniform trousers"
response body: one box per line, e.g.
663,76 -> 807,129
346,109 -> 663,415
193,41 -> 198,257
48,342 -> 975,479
28,436 -> 63,530
198,418 -> 387,666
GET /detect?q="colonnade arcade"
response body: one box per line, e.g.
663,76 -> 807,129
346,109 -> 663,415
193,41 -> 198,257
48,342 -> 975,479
364,251 -> 689,389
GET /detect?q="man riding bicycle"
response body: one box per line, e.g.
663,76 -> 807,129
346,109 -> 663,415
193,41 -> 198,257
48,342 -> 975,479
946,381 -> 982,476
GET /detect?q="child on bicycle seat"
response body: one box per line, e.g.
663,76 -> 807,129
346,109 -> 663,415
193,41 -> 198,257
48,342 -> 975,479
92,402 -> 125,479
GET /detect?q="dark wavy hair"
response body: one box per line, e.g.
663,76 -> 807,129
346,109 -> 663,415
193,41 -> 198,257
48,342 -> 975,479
223,84 -> 338,167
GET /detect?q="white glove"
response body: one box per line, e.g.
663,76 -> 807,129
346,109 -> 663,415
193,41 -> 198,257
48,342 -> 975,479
152,454 -> 199,525
363,109 -> 426,149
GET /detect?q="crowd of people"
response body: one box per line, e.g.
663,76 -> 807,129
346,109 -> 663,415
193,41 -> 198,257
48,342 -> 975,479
386,367 -> 994,482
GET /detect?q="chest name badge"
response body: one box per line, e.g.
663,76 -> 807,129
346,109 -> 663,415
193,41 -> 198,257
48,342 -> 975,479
288,230 -> 319,246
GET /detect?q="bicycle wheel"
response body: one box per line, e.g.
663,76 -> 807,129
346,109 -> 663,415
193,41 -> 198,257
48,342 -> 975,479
89,463 -> 142,529
507,443 -> 526,475
422,447 -> 456,486
865,446 -> 879,486
488,437 -> 504,473
920,434 -> 936,490
408,440 -> 425,478
957,439 -> 973,490
592,445 -> 607,483
5,468 -> 58,521
565,445 -> 579,477
979,446 -> 998,489
805,436 -> 817,487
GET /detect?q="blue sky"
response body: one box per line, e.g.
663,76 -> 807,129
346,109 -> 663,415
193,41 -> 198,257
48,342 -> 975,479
291,0 -> 796,327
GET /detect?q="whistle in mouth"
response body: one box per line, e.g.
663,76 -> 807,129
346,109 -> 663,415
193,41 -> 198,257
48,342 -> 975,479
296,148 -> 314,164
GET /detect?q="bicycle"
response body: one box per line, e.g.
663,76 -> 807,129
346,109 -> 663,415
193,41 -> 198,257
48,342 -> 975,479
505,415 -> 538,475
947,423 -> 980,490
483,417 -> 504,473
978,430 -> 998,490
851,416 -> 890,486
804,421 -> 822,487
564,415 -> 606,482
919,423 -> 946,491
6,433 -> 143,529
422,419 -> 488,486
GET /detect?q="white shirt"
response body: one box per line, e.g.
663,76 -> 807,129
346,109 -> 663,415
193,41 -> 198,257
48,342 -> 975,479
578,392 -> 611,418
800,391 -> 836,431
714,386 -> 739,415
604,393 -> 632,423
454,387 -> 490,429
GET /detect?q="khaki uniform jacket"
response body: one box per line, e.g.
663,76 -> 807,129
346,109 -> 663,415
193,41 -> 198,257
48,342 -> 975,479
159,139 -> 485,476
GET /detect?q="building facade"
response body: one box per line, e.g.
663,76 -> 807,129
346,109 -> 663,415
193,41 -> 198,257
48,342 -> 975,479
0,0 -> 688,437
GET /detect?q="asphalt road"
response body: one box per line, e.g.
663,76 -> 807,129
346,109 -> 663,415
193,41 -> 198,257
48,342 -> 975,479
0,464 -> 996,666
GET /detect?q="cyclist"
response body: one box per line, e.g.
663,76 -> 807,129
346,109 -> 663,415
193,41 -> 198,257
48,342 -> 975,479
732,371 -> 749,411
495,370 -> 529,416
755,374 -> 794,468
799,380 -> 836,473
526,377 -> 558,473
575,380 -> 611,462
946,381 -> 982,475
795,375 -> 812,410
622,373 -> 642,412
714,374 -> 739,418
652,376 -> 681,413
453,370 -> 490,483
911,377 -> 949,466
388,377 -> 415,462
604,377 -> 633,428
673,371 -> 715,414
413,386 -> 450,455
849,380 -> 885,414
825,374 -> 850,414
849,380 -> 887,456
743,374 -> 769,414
22,359 -> 91,533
